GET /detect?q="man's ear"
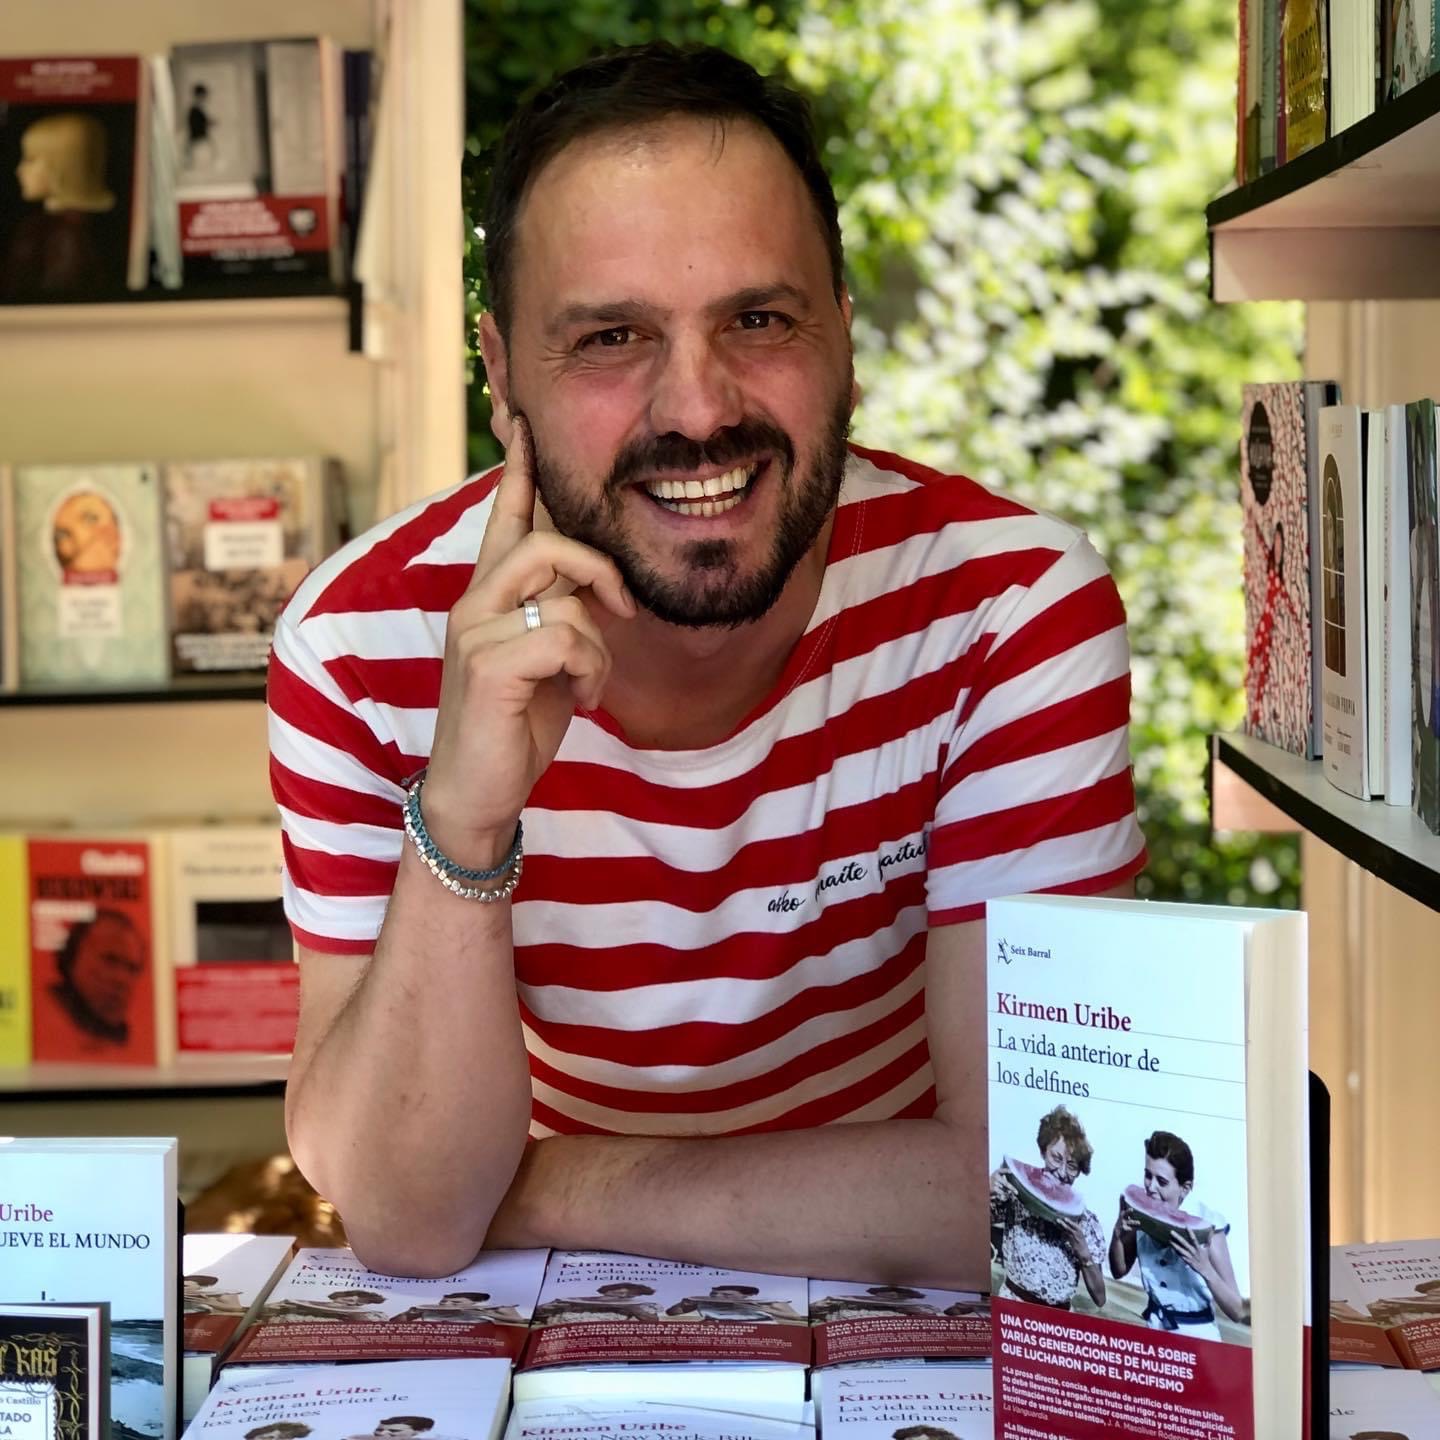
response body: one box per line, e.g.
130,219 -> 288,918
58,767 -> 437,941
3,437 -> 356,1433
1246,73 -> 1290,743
840,286 -> 862,413
477,312 -> 513,447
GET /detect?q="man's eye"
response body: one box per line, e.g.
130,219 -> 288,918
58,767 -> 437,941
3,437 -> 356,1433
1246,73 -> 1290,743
735,311 -> 784,331
582,326 -> 634,349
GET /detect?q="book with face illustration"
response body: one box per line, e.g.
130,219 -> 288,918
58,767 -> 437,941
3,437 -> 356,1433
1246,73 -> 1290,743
808,1279 -> 990,1366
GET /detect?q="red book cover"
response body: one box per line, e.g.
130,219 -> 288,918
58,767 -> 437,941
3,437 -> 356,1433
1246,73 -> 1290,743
809,1279 -> 991,1367
28,835 -> 156,1065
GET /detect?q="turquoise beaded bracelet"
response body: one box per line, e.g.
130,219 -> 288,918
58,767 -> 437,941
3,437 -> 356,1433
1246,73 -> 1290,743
402,773 -> 523,901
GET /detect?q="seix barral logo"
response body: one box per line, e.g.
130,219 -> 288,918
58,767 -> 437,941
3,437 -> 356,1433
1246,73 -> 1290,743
995,937 -> 1052,965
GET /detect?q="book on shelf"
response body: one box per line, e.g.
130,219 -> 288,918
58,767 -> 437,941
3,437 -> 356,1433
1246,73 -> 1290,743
1328,1367 -> 1440,1435
163,457 -> 346,674
182,1232 -> 295,1422
1242,380 -> 1340,760
1407,398 -> 1440,833
0,1137 -> 179,1440
165,39 -> 342,288
0,1300 -> 110,1440
815,1365 -> 993,1439
507,1399 -> 816,1440
516,1251 -> 810,1409
1283,0 -> 1331,160
165,824 -> 297,1059
1329,1236 -> 1440,1369
986,893 -> 1312,1440
1382,405 -> 1414,806
0,463 -> 15,691
1331,0 -> 1383,131
9,462 -> 169,688
1259,0 -> 1282,171
224,1246 -> 549,1367
0,56 -> 150,304
1364,409 -> 1388,796
0,833 -> 31,1065
193,1358 -> 512,1440
1389,0 -> 1440,96
807,1279 -> 990,1368
26,833 -> 164,1067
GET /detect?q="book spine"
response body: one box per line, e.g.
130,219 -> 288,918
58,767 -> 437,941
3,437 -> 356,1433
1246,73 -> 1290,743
1383,405 -> 1413,804
1365,412 -> 1387,795
0,835 -> 31,1066
1263,0 -> 1281,168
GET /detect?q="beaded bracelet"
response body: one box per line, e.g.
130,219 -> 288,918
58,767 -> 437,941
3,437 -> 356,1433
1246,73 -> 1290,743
402,773 -> 523,902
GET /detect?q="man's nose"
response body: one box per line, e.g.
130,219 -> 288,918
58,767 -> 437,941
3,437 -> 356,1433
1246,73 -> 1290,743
647,336 -> 743,441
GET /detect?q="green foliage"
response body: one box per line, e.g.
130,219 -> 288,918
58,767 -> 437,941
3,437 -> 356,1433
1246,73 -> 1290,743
461,0 -> 1305,906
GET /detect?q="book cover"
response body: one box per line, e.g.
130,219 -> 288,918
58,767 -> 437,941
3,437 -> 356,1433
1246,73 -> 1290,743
1284,0 -> 1330,158
1261,0 -> 1280,170
163,458 -> 342,674
1,464 -> 17,691
12,463 -> 168,688
1318,405 -> 1370,799
0,1138 -> 179,1440
1365,411 -> 1387,796
190,1358 -> 511,1440
1330,1238 -> 1440,1369
165,826 -> 297,1058
1243,383 -> 1319,757
27,835 -> 160,1066
0,56 -> 147,303
1406,399 -> 1440,832
817,1366 -> 993,1440
0,833 -> 31,1065
808,1279 -> 990,1367
1389,0 -> 1439,95
225,1246 -> 549,1367
507,1399 -> 816,1440
987,894 -> 1308,1440
1328,1367 -> 1440,1435
183,1233 -> 295,1421
169,41 -> 336,284
1382,405 -> 1414,805
0,1301 -> 110,1440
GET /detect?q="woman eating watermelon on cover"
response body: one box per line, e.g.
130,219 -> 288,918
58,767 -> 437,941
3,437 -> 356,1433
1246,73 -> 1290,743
1107,1130 -> 1247,1339
989,1105 -> 1107,1311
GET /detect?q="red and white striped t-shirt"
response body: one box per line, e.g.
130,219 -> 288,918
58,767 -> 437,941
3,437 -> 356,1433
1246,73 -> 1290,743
268,444 -> 1146,1138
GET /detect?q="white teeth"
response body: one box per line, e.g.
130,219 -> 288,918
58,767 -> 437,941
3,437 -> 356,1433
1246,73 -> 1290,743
657,491 -> 746,518
644,464 -> 755,503
685,479 -> 705,499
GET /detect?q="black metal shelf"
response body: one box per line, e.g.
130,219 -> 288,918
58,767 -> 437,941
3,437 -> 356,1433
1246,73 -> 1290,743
0,1056 -> 289,1101
0,675 -> 266,708
1213,733 -> 1440,913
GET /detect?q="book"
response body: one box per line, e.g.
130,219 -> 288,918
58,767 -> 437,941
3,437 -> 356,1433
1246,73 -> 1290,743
816,1366 -> 993,1440
1261,0 -> 1282,170
0,56 -> 149,303
986,894 -> 1309,1440
1242,381 -> 1339,758
0,463 -> 16,691
183,1233 -> 296,1422
165,825 -> 297,1058
11,462 -> 169,689
168,40 -> 341,287
1331,0 -> 1381,130
1365,410 -> 1387,795
1283,0 -> 1330,159
1330,1237 -> 1440,1368
1382,405 -> 1415,806
225,1246 -> 549,1367
0,1137 -> 179,1440
1328,1368 -> 1440,1435
26,833 -> 163,1066
1390,0 -> 1439,95
191,1358 -> 512,1440
515,1251 -> 810,1409
1318,405 -> 1371,799
0,833 -> 31,1065
0,1301 -> 110,1440
1406,399 -> 1440,832
808,1279 -> 990,1367
162,457 -> 346,674
507,1399 -> 816,1440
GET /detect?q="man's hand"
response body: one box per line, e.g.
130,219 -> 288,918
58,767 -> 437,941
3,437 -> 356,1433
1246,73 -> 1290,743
423,414 -> 636,868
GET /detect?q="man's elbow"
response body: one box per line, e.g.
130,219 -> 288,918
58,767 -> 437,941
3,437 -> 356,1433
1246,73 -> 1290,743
343,1220 -> 487,1281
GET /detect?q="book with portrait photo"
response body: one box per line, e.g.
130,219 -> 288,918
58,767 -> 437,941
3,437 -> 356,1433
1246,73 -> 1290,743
815,1365 -> 993,1440
26,833 -> 163,1067
10,463 -> 168,689
0,56 -> 149,303
986,893 -> 1310,1440
223,1246 -> 549,1368
182,1233 -> 296,1422
0,1138 -> 178,1440
808,1279 -> 990,1367
1329,1237 -> 1440,1370
191,1358 -> 511,1440
516,1251 -> 810,1410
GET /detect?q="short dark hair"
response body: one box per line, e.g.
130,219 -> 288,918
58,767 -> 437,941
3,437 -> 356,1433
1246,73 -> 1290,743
596,1282 -> 654,1296
441,1291 -> 490,1302
244,1425 -> 310,1440
329,1289 -> 385,1303
184,1274 -> 219,1286
483,41 -> 843,339
711,1284 -> 759,1296
379,1420 -> 433,1432
869,1285 -> 924,1299
56,908 -> 139,981
1144,1130 -> 1195,1188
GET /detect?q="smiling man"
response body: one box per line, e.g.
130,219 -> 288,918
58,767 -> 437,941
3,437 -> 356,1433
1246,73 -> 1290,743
269,43 -> 1145,1285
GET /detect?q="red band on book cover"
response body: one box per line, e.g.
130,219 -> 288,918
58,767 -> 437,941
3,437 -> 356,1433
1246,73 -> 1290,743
0,57 -> 140,103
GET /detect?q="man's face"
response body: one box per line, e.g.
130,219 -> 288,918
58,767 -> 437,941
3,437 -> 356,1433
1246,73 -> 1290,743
496,115 -> 854,628
68,916 -> 143,1024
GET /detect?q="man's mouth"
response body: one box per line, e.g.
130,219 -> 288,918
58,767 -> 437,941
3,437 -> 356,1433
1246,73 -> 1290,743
638,462 -> 761,518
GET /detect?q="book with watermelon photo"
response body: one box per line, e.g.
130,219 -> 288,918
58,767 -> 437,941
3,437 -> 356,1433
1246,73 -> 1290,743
986,894 -> 1311,1440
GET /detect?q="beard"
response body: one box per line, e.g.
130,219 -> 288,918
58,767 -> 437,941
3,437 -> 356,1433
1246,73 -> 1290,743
524,384 -> 852,629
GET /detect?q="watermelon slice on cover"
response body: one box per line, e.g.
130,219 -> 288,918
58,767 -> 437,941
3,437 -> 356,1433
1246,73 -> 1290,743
1120,1184 -> 1215,1247
1001,1156 -> 1086,1223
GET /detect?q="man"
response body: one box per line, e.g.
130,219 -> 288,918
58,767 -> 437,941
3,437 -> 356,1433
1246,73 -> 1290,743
271,42 -> 1144,1287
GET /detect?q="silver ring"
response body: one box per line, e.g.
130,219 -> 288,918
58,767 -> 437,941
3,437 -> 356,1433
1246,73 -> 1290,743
522,598 -> 543,632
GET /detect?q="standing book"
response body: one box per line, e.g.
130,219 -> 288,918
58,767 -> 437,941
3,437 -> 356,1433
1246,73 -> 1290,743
0,1137 -> 179,1440
986,894 -> 1309,1440
1382,405 -> 1414,806
1329,1237 -> 1440,1369
1407,399 -> 1440,832
1328,1368 -> 1440,1434
817,1366 -> 993,1440
224,1246 -> 549,1367
808,1279 -> 990,1367
0,834 -> 30,1065
0,1301 -> 110,1440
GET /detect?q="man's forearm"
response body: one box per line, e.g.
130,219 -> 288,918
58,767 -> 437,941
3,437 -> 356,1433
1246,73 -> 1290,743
486,1116 -> 990,1291
287,847 -> 533,1275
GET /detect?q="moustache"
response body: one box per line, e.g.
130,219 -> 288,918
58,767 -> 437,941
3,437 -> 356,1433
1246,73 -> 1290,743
607,418 -> 795,490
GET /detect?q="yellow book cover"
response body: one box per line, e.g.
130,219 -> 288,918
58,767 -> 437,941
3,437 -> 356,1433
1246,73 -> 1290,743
0,834 -> 31,1065
1283,0 -> 1328,160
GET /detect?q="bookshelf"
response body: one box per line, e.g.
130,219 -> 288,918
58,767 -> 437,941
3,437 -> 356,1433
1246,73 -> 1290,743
1208,72 -> 1440,301
0,677 -> 267,708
